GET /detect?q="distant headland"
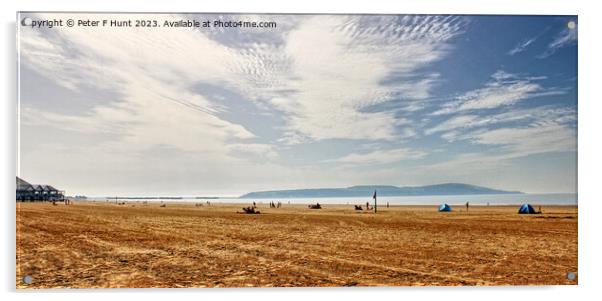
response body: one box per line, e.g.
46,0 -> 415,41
239,183 -> 522,199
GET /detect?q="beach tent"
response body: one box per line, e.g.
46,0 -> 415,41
518,203 -> 537,214
438,204 -> 452,212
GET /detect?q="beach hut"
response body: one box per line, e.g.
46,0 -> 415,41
16,177 -> 65,202
438,204 -> 452,212
518,203 -> 537,214
16,177 -> 35,201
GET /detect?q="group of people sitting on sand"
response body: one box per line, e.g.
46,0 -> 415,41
308,203 -> 321,209
355,202 -> 391,210
241,203 -> 261,214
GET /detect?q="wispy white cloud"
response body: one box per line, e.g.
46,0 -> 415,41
19,13 -> 271,159
227,143 -> 278,159
423,118 -> 575,189
269,15 -> 465,142
508,36 -> 538,55
329,148 -> 427,165
427,106 -> 575,141
425,115 -> 480,135
538,24 -> 577,58
469,121 -> 575,156
424,107 -> 576,176
21,14 -> 466,151
423,69 -> 576,166
431,70 -> 564,115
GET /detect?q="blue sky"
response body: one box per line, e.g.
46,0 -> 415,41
18,13 -> 577,196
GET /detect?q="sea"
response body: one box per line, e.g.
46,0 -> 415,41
90,193 -> 577,206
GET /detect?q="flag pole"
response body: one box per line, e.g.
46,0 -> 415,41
373,190 -> 377,213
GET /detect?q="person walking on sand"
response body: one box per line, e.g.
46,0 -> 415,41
466,201 -> 469,212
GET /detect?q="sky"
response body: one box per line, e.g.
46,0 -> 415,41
17,13 -> 577,196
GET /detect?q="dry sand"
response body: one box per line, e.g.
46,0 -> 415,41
16,201 -> 577,288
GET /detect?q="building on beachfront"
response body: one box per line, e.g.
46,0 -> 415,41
16,177 -> 65,202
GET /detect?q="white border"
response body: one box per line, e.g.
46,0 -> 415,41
3,1 -> 600,301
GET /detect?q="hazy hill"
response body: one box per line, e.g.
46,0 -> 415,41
239,183 -> 521,199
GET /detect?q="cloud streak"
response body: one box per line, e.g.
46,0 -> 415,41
508,36 -> 538,55
431,71 -> 565,115
538,23 -> 577,58
329,148 -> 427,165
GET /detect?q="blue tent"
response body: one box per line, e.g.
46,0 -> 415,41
438,204 -> 452,212
518,203 -> 537,214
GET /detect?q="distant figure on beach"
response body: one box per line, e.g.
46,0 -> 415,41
253,201 -> 256,207
466,201 -> 469,212
366,202 -> 370,211
387,202 -> 389,208
354,205 -> 362,210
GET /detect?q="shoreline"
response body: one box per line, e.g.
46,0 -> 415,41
63,200 -> 579,207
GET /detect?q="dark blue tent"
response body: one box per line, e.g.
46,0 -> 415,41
518,203 -> 537,214
438,204 -> 452,212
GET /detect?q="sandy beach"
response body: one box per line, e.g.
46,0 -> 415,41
16,201 -> 577,288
